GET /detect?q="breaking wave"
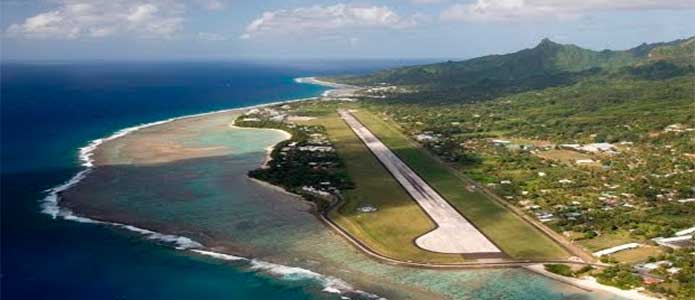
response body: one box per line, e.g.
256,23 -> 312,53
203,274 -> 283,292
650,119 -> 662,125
191,249 -> 382,299
40,95 -> 378,299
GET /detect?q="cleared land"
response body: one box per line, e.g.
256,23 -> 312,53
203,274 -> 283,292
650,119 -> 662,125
339,109 -> 501,255
578,231 -> 634,252
609,245 -> 664,264
301,109 -> 466,263
352,109 -> 570,259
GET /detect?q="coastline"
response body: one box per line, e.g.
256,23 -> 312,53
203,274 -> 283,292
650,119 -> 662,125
227,119 -> 292,168
294,76 -> 356,90
44,93 -> 324,219
525,264 -> 664,300
245,78 -> 666,300
41,86 -> 370,297
43,75 -> 648,300
295,76 -> 361,97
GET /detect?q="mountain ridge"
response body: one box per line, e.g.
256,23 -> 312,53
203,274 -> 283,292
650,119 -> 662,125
325,37 -> 693,103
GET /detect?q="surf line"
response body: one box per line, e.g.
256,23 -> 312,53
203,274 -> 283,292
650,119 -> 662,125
39,90 -> 381,299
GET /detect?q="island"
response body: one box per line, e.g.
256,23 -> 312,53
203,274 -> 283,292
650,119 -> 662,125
54,36 -> 694,300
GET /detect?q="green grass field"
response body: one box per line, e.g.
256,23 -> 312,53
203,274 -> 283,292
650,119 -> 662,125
302,109 -> 466,263
609,245 -> 663,264
352,109 -> 569,260
577,231 -> 635,252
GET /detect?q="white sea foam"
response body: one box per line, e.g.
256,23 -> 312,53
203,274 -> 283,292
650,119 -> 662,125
248,259 -> 363,297
191,249 -> 246,261
41,97 -> 318,220
41,91 -> 377,299
190,249 -> 381,298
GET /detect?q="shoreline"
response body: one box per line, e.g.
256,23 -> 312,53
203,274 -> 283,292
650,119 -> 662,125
295,76 -> 361,97
44,92 -> 325,218
41,84 -> 371,297
43,76 -> 652,300
525,264 -> 664,300
228,120 -> 293,167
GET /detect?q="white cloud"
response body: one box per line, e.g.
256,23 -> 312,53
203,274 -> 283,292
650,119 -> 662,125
240,3 -> 417,40
441,0 -> 695,22
5,0 -> 186,39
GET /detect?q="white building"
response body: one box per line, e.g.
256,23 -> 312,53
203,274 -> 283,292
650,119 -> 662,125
415,133 -> 436,142
593,243 -> 640,257
575,159 -> 595,165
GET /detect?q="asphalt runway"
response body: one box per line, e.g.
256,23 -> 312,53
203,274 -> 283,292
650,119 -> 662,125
338,110 -> 501,254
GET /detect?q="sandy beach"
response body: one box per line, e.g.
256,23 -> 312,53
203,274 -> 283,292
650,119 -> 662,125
525,264 -> 664,300
295,77 -> 362,98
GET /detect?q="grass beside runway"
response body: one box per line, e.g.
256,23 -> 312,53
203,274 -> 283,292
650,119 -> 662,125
301,106 -> 466,263
352,109 -> 569,260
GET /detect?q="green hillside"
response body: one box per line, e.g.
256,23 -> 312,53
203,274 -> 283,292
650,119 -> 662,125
646,37 -> 695,66
327,37 -> 694,103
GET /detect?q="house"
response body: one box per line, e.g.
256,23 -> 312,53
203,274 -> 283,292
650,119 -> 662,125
270,114 -> 287,122
560,144 -> 582,151
415,133 -> 436,142
581,143 -> 616,153
592,243 -> 640,257
664,124 -> 686,133
301,186 -> 332,198
677,198 -> 695,203
642,276 -> 664,285
536,212 -> 555,222
635,260 -> 670,272
491,139 -> 511,146
298,146 -> 334,152
675,226 -> 695,236
575,159 -> 595,165
560,143 -> 618,154
653,235 -> 694,248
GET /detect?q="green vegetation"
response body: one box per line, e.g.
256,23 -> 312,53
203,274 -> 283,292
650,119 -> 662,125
352,110 -> 569,259
577,231 -> 634,252
241,101 -> 465,263
643,248 -> 695,299
308,110 -> 464,263
237,108 -> 353,211
544,264 -> 574,277
609,246 -> 664,264
647,38 -> 695,66
326,37 -> 694,104
244,36 -> 695,298
596,264 -> 643,290
357,73 -> 695,246
316,36 -> 694,299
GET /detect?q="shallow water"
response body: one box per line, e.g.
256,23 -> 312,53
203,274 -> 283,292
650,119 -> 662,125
2,62 -> 629,300
62,108 -> 627,300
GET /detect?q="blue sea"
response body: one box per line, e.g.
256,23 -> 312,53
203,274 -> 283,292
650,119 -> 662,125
1,61 -> 626,300
0,61 -> 405,300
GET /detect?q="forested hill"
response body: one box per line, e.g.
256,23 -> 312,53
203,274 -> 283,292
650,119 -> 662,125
325,37 -> 694,103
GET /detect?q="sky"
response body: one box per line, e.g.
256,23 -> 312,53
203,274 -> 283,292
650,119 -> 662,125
1,0 -> 694,60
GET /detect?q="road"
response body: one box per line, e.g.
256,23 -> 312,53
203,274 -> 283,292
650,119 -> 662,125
338,109 -> 501,255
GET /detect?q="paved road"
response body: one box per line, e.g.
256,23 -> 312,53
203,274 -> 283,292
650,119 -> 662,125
338,110 -> 501,254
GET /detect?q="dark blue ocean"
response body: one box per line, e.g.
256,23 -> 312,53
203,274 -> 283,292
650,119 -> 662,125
0,61 -> 419,300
